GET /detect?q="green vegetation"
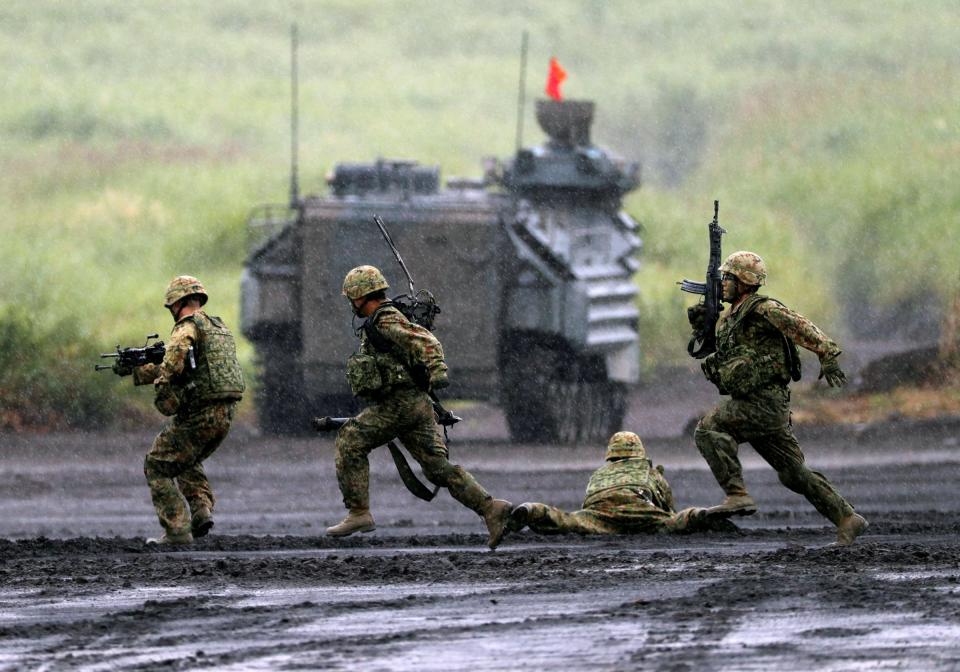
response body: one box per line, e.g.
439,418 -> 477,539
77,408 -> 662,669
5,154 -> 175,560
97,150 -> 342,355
2,1 -> 958,428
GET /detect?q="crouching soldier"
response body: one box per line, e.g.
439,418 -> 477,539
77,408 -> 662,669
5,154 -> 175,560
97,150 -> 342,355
509,431 -> 734,535
116,276 -> 244,545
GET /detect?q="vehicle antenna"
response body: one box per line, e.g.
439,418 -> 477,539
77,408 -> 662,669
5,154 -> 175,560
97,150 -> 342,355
515,30 -> 529,153
374,215 -> 416,296
289,22 -> 300,210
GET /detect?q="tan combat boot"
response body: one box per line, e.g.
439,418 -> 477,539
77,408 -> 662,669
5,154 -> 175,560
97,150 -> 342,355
835,512 -> 868,546
191,506 -> 215,538
507,503 -> 533,532
326,509 -> 376,537
707,494 -> 758,517
483,499 -> 513,550
146,530 -> 194,546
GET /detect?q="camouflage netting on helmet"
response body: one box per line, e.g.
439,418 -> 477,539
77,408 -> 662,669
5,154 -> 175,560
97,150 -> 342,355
342,265 -> 390,300
164,275 -> 208,307
721,251 -> 767,286
605,431 -> 645,460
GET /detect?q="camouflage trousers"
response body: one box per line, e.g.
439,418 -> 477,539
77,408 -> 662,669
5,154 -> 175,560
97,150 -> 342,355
695,385 -> 854,525
335,388 -> 492,515
144,402 -> 237,535
521,490 -> 710,535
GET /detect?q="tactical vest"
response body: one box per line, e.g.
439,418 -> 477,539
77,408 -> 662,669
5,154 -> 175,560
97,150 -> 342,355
180,312 -> 245,403
713,294 -> 801,397
583,458 -> 653,508
346,303 -> 416,399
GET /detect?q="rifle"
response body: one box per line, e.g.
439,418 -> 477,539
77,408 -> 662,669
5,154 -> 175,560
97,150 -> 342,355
678,200 -> 726,359
95,334 -> 196,373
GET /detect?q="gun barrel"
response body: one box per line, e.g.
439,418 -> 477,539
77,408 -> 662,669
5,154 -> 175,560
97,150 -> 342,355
99,352 -> 120,359
678,279 -> 708,295
94,364 -> 114,371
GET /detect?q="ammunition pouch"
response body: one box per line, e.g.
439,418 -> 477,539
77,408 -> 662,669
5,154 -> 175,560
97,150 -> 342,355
701,354 -> 728,395
715,345 -> 785,397
346,353 -> 384,398
346,352 -> 413,399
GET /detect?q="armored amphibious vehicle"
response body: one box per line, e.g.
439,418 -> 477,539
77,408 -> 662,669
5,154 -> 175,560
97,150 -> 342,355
242,99 -> 642,443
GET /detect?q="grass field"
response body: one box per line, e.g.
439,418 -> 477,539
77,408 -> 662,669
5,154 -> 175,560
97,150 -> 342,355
2,1 -> 958,427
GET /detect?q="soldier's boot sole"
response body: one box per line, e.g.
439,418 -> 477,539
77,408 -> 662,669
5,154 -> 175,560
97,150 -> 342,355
484,499 -> 513,550
706,494 -> 758,517
146,531 -> 194,546
326,512 -> 376,538
834,513 -> 869,546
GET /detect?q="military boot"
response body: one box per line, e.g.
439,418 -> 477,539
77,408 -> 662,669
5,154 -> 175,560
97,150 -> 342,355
835,512 -> 868,546
707,494 -> 758,517
146,530 -> 194,546
326,509 -> 376,537
507,503 -> 533,532
191,506 -> 215,538
483,499 -> 513,550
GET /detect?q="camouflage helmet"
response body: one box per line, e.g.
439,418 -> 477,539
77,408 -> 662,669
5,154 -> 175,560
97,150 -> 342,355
720,251 -> 767,286
605,431 -> 645,460
342,265 -> 389,300
164,275 -> 208,308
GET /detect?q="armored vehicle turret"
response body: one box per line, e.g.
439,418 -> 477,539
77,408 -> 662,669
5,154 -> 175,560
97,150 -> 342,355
241,99 -> 642,443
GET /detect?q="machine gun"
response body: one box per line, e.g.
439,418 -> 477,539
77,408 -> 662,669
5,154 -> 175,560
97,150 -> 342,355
95,334 -> 195,373
96,334 -> 166,372
678,200 -> 726,359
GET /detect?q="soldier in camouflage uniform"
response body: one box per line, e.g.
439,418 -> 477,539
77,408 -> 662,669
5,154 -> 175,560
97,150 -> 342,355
508,431 -> 734,536
688,251 -> 868,545
116,276 -> 245,545
327,266 -> 513,549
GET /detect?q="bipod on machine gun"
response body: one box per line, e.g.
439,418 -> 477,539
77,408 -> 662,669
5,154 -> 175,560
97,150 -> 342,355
96,334 -> 166,372
678,200 -> 726,359
312,214 -> 462,501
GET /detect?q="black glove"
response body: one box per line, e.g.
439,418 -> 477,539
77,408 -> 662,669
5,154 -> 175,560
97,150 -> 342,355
687,303 -> 707,332
818,354 -> 847,388
112,362 -> 133,377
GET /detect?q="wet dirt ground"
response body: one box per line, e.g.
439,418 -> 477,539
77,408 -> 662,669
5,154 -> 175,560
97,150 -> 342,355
2,403 -> 960,670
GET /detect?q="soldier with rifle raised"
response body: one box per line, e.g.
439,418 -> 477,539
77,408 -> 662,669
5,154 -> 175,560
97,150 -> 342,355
681,203 -> 867,545
102,276 -> 244,545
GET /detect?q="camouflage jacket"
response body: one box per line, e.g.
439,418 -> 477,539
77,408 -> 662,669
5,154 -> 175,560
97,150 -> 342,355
704,294 -> 841,396
134,310 -> 244,415
356,303 -> 449,391
582,457 -> 675,512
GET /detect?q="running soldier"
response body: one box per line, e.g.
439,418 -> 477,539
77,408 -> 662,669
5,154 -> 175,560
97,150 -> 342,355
327,266 -> 513,549
508,431 -> 734,535
116,276 -> 244,545
688,251 -> 868,545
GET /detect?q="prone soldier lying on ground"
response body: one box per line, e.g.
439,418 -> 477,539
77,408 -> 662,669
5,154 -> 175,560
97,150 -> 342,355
508,431 -> 737,536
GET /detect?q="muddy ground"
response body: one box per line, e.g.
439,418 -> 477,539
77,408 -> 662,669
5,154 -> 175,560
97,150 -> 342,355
2,398 -> 960,670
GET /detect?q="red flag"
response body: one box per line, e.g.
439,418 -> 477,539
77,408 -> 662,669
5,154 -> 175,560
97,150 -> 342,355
545,57 -> 567,101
